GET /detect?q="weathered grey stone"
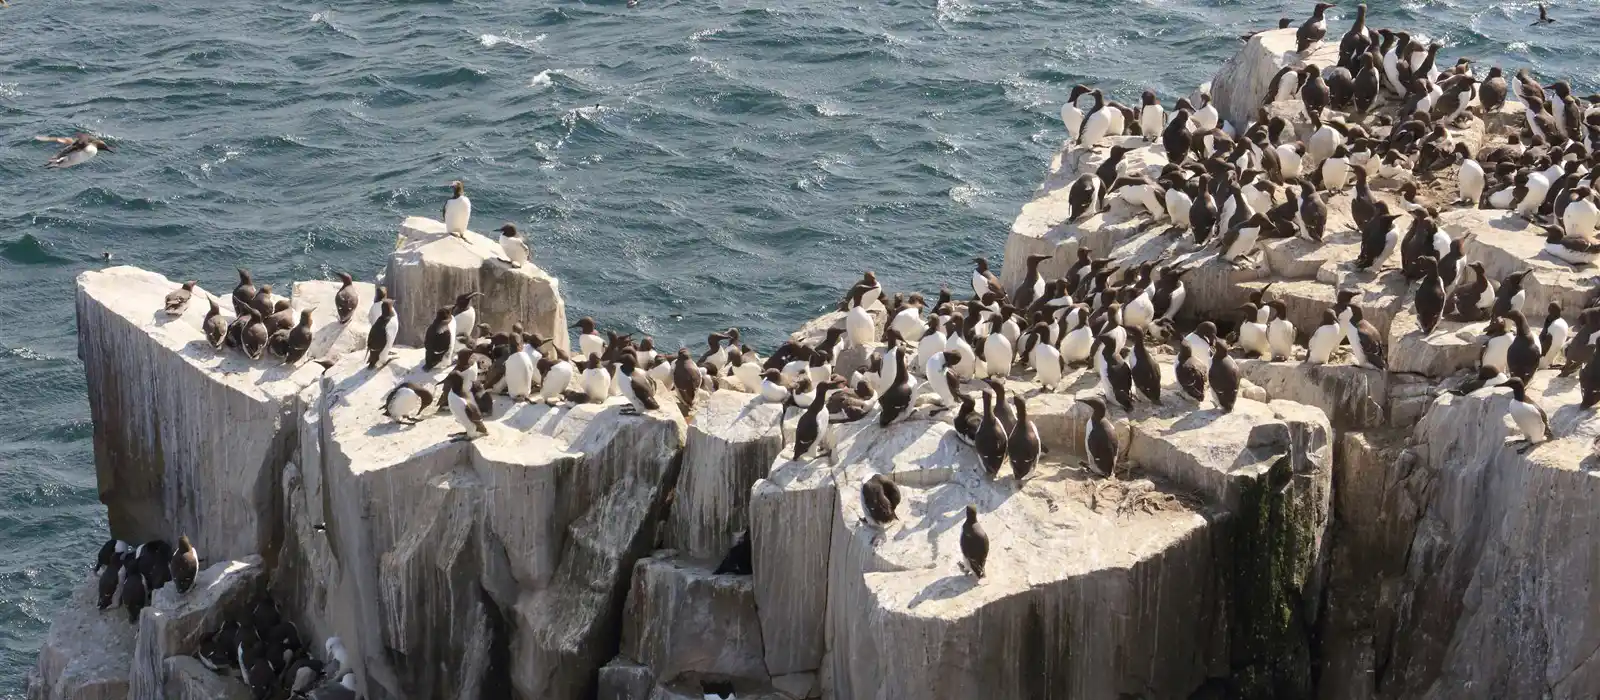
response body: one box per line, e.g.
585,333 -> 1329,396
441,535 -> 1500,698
387,216 -> 569,351
620,553 -> 768,686
1209,28 -> 1341,135
664,390 -> 783,560
770,671 -> 818,699
162,655 -> 251,700
1446,209 -> 1600,317
598,658 -> 655,700
26,580 -> 135,700
1374,371 -> 1600,698
76,266 -> 332,563
750,454 -> 835,677
1236,359 -> 1388,430
129,557 -> 264,700
824,414 -> 1224,700
303,346 -> 686,700
1386,308 -> 1484,378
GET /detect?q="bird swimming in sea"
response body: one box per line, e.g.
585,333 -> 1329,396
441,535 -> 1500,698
35,133 -> 112,168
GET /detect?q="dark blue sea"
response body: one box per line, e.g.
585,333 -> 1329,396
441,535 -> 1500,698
1,0 -> 1593,693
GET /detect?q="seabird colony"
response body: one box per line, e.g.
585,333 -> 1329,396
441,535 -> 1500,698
89,2 -> 1600,695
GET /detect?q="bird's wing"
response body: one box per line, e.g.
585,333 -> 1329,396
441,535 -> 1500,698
35,135 -> 74,145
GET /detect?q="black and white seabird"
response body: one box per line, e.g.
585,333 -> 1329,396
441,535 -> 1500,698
971,257 -> 1003,299
1414,256 -> 1445,334
792,378 -> 843,460
368,286 -> 389,326
1175,342 -> 1207,400
952,392 -> 981,446
443,180 -> 471,235
170,535 -> 199,594
975,389 -> 1009,478
366,300 -> 397,369
1126,326 -> 1162,403
446,377 -> 488,441
617,355 -> 659,416
1066,174 -> 1102,222
95,538 -> 127,575
861,474 -> 901,525
164,281 -> 195,316
572,317 -> 605,360
424,307 -> 455,370
96,549 -> 122,609
1296,2 -> 1335,53
1493,270 -> 1530,320
1581,347 -> 1600,407
959,505 -> 989,578
334,272 -> 359,325
877,347 -> 914,427
1540,302 -> 1570,369
382,382 -> 434,424
499,224 -> 530,267
36,133 -> 112,168
1502,378 -> 1550,453
1544,225 -> 1600,267
1343,304 -> 1387,370
1006,396 -> 1041,480
1079,396 -> 1118,478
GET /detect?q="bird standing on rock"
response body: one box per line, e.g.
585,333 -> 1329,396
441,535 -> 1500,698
443,180 -> 472,235
1296,3 -> 1336,54
959,505 -> 989,578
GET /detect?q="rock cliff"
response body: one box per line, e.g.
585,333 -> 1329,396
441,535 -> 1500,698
30,23 -> 1600,700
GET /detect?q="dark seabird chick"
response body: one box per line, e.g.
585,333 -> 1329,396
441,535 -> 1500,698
366,300 -> 397,369
1006,396 -> 1042,480
499,224 -> 530,268
443,180 -> 471,235
952,393 -> 981,446
164,281 -> 195,316
877,347 -> 913,427
95,538 -> 127,575
1176,342 -> 1208,400
231,268 -> 256,317
170,535 -> 199,594
36,133 -> 112,168
1208,338 -> 1240,412
203,299 -> 228,351
1414,256 -> 1445,334
959,505 -> 989,578
1502,378 -> 1550,453
975,390 -> 1009,478
713,531 -> 753,575
861,473 -> 901,525
617,355 -> 659,416
1127,326 -> 1161,404
1449,365 -> 1508,397
97,553 -> 121,610
242,308 -> 269,360
334,272 -> 359,324
383,382 -> 434,424
284,310 -> 314,365
424,307 -> 454,370
1504,309 -> 1543,382
121,554 -> 147,623
672,348 -> 700,414
1079,396 -> 1118,478
445,378 -> 488,441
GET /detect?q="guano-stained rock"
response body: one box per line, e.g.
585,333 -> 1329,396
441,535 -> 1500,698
387,216 -> 569,352
619,553 -> 769,686
129,557 -> 264,700
664,390 -> 783,561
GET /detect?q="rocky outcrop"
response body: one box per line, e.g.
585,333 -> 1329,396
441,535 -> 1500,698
76,266 -> 350,562
663,391 -> 783,561
129,557 -> 264,700
1208,28 -> 1341,137
27,580 -> 135,700
619,554 -> 768,686
386,217 -> 569,351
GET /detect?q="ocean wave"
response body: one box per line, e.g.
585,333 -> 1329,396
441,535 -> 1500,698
480,31 -> 547,52
0,235 -> 72,265
949,183 -> 987,207
530,69 -> 560,90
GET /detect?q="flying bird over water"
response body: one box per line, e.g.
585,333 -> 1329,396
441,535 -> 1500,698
36,133 -> 112,168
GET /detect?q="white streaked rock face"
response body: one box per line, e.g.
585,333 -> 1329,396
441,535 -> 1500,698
386,217 -> 568,352
620,553 -> 768,686
664,390 -> 783,561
